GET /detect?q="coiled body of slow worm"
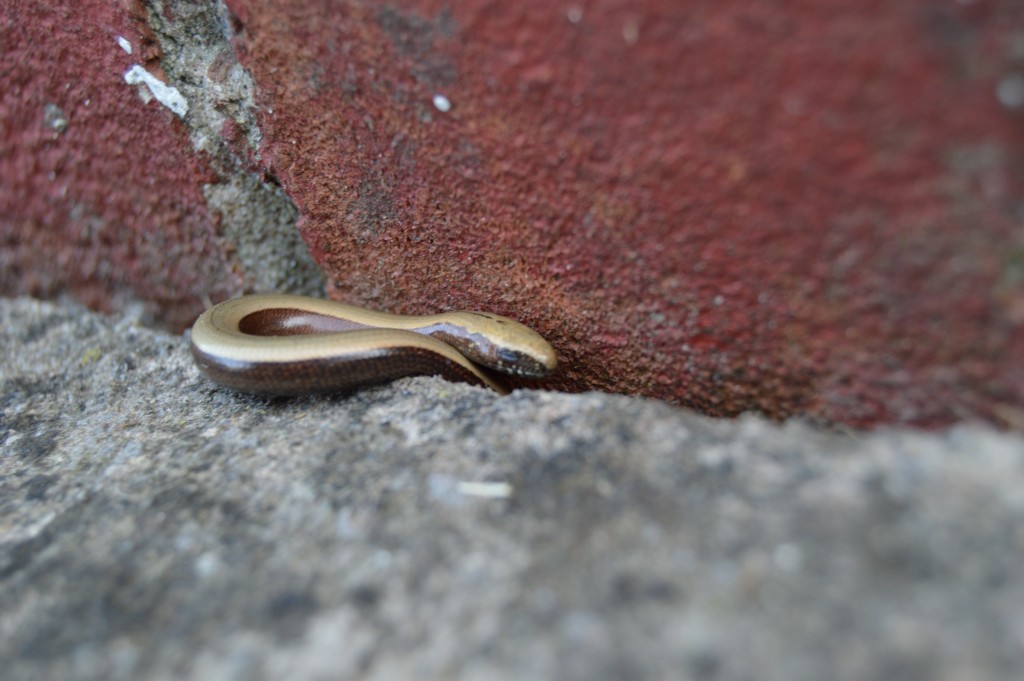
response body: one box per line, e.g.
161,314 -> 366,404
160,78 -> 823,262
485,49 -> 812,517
189,294 -> 557,396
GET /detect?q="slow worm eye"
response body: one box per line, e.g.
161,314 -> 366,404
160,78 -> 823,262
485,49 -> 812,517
497,348 -> 521,364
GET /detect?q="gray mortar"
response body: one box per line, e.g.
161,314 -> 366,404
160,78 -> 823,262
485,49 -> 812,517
3,296 -> 1024,681
143,0 -> 323,297
201,176 -> 319,296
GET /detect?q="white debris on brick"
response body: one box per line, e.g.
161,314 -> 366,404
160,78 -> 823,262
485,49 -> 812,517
116,36 -> 133,54
123,64 -> 188,117
432,94 -> 451,112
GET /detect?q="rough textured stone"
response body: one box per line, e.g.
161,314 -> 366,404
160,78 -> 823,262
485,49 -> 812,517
2,0 -> 1023,427
2,297 -> 1023,681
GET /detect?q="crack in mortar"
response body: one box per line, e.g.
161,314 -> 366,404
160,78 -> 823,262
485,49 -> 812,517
141,0 -> 324,297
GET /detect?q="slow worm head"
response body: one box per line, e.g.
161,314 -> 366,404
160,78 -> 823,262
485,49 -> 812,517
189,294 -> 557,396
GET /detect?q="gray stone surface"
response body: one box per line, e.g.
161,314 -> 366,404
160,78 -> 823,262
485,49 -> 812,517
2,296 -> 1023,681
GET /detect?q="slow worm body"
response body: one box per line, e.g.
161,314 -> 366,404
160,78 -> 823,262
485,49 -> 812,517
190,294 -> 556,396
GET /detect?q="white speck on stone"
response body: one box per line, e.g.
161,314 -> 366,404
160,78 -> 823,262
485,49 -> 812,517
456,481 -> 513,499
432,94 -> 452,112
194,552 -> 221,579
123,64 -> 189,118
996,74 -> 1024,110
116,36 -> 133,54
567,6 -> 583,24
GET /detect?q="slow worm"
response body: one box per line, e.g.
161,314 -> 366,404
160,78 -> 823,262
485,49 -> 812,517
190,294 -> 556,396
